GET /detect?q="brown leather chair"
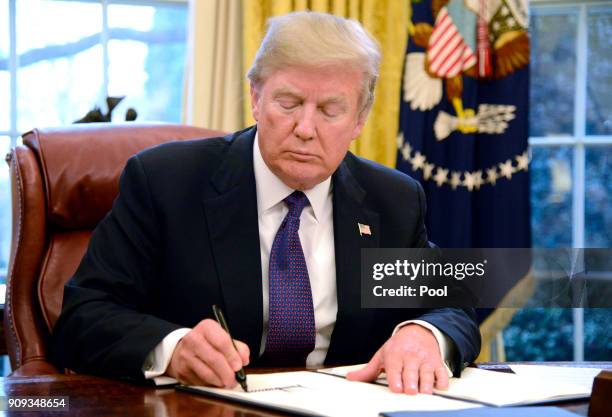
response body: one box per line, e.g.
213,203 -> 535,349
4,123 -> 225,376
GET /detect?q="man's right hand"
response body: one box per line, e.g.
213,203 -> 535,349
166,319 -> 250,387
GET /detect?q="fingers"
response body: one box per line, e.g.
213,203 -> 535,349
184,358 -> 224,387
346,350 -> 383,382
394,359 -> 440,395
167,339 -> 225,387
192,335 -> 237,387
400,359 -> 419,394
418,362 -> 435,394
200,320 -> 244,372
434,365 -> 449,390
401,360 -> 447,395
234,340 -> 251,367
367,324 -> 449,395
384,354 -> 406,393
168,319 -> 251,388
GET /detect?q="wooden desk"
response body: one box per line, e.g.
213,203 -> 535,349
1,363 -> 610,417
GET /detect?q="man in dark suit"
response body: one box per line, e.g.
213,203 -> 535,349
52,11 -> 480,394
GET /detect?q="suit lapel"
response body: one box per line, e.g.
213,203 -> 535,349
326,159 -> 381,364
201,128 -> 263,357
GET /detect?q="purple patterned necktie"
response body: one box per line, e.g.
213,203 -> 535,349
263,190 -> 315,365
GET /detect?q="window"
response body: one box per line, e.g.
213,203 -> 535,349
504,1 -> 612,361
0,0 -> 188,291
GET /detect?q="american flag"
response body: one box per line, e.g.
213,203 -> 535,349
427,7 -> 477,78
358,223 -> 371,236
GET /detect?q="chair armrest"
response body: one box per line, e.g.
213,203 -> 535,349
10,359 -> 61,376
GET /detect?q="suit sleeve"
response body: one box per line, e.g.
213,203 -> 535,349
51,155 -> 183,379
410,179 -> 481,374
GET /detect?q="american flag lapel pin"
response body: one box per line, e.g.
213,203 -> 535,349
358,223 -> 371,236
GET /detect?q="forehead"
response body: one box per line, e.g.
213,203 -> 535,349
260,65 -> 363,101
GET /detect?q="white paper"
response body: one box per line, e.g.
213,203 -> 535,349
318,364 -> 593,407
437,367 -> 591,406
318,363 -> 388,384
509,364 -> 602,392
182,371 -> 477,417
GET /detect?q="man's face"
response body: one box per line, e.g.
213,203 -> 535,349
251,65 -> 367,190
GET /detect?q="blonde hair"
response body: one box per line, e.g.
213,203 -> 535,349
247,11 -> 381,113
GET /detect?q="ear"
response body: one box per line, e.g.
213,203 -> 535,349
250,82 -> 261,121
350,110 -> 368,140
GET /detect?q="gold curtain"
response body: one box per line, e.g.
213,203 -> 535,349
183,0 -> 244,131
242,0 -> 410,168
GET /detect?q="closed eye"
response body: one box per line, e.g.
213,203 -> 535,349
320,103 -> 345,118
278,99 -> 300,110
274,92 -> 302,110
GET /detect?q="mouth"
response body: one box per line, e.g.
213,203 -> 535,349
286,151 -> 318,162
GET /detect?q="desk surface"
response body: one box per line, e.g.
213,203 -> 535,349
1,363 -> 610,417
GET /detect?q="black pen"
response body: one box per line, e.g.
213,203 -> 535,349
212,304 -> 248,392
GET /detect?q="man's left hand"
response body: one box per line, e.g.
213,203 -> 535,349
346,324 -> 449,395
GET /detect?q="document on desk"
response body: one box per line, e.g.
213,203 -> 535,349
319,365 -> 592,407
508,364 -> 602,392
177,371 -> 477,417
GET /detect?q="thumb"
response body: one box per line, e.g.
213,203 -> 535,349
234,340 -> 250,366
346,350 -> 383,382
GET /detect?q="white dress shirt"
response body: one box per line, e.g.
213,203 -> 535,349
143,133 -> 453,382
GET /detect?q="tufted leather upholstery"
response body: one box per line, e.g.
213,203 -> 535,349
4,123 -> 224,376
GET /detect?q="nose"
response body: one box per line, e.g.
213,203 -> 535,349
293,105 -> 316,141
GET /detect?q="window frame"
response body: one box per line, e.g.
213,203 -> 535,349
529,0 -> 612,361
0,0 -> 188,291
0,0 -> 189,145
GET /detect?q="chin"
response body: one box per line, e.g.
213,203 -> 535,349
276,164 -> 325,190
281,173 -> 322,191
283,177 -> 315,191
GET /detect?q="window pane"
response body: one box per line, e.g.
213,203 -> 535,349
16,0 -> 101,54
585,147 -> 612,247
584,308 -> 612,360
0,0 -> 9,131
108,3 -> 188,123
586,7 -> 612,135
0,0 -> 7,54
504,308 -> 573,361
0,136 -> 11,284
0,71 -> 8,131
16,0 -> 103,131
530,146 -> 573,248
529,10 -> 577,137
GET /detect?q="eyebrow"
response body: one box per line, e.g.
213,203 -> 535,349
272,87 -> 303,99
272,87 -> 348,106
319,96 -> 347,106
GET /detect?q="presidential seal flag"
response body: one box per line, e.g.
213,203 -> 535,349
398,0 -> 530,248
396,0 -> 532,358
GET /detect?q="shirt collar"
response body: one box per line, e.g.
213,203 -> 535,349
253,131 -> 331,222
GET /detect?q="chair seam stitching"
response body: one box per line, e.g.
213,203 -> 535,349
7,150 -> 24,367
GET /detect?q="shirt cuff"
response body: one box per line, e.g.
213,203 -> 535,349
142,327 -> 191,383
392,320 -> 455,377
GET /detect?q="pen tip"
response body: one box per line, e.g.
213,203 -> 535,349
241,381 -> 248,392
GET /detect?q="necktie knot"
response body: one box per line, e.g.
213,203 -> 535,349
284,191 -> 309,219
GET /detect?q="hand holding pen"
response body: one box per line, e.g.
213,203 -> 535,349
212,305 -> 249,392
166,307 -> 250,390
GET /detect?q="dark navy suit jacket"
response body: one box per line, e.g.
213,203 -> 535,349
52,126 -> 480,379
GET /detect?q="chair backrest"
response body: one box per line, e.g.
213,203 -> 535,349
4,123 -> 224,375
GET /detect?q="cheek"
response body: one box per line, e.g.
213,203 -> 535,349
321,131 -> 354,166
261,107 -> 295,134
